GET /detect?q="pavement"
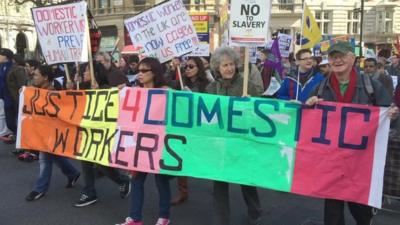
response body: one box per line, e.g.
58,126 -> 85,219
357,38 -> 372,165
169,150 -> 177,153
0,141 -> 399,225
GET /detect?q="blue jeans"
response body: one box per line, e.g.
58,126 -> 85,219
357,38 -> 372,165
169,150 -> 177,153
129,172 -> 171,221
33,152 -> 80,193
81,161 -> 127,198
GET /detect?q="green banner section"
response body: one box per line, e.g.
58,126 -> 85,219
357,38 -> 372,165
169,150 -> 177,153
161,92 -> 299,191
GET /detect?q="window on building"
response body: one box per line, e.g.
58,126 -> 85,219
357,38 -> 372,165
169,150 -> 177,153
347,11 -> 360,34
385,21 -> 392,33
99,0 -> 110,8
278,0 -> 294,11
278,0 -> 294,3
353,12 -> 359,19
315,11 -> 331,34
384,11 -> 393,33
315,12 -> 321,20
352,22 -> 359,34
347,22 -> 351,34
133,0 -> 146,5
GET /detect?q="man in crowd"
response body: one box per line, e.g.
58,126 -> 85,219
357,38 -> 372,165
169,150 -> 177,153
277,49 -> 324,102
363,57 -> 394,96
95,52 -> 129,88
318,58 -> 331,77
0,48 -> 27,149
306,41 -> 399,225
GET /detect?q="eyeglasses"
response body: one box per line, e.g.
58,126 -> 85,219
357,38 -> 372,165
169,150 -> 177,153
184,64 -> 197,70
299,57 -> 314,61
138,69 -> 152,73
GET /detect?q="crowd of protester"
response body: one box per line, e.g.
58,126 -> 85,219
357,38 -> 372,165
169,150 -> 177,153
1,41 -> 400,225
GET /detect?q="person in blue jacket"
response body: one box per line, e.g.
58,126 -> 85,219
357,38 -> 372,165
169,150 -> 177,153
277,49 -> 325,102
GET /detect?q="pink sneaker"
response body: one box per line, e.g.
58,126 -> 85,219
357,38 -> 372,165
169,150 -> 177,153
115,217 -> 143,225
155,218 -> 170,225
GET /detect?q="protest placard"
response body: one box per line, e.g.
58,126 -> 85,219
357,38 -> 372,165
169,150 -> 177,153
277,33 -> 292,57
18,86 -> 390,208
31,2 -> 88,64
229,0 -> 271,46
124,0 -> 199,63
186,43 -> 209,57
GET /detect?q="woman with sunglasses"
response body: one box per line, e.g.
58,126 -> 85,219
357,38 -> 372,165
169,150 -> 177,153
117,57 -> 171,225
170,57 -> 210,205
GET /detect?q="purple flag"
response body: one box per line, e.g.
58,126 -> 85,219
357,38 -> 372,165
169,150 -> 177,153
264,38 -> 283,77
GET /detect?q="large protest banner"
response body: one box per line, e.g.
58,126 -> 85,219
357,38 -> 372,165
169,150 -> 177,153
17,87 -> 390,208
229,0 -> 271,45
32,2 -> 89,64
124,0 -> 199,63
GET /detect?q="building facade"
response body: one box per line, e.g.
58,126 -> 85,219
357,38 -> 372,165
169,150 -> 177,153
0,1 -> 37,58
1,0 -> 398,58
270,0 -> 400,50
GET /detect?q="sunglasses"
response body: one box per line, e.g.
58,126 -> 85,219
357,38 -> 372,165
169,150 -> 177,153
138,69 -> 152,73
184,64 -> 197,70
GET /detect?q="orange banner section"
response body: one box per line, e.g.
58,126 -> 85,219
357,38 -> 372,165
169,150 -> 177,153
20,88 -> 87,158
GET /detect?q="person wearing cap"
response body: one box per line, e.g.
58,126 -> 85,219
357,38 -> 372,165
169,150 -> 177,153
0,48 -> 27,146
277,48 -> 325,102
318,58 -> 331,77
306,41 -> 399,225
363,57 -> 393,96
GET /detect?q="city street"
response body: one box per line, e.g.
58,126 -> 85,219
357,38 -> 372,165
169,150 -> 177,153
1,141 -> 399,225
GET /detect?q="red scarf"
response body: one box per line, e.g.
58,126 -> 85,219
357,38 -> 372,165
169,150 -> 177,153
330,68 -> 357,103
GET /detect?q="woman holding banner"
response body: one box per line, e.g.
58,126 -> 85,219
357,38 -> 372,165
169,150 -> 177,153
205,47 -> 263,225
117,57 -> 171,225
170,57 -> 210,205
25,65 -> 81,201
74,61 -> 131,208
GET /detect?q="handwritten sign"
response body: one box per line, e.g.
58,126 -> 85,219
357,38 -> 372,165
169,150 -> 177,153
31,2 -> 88,64
229,0 -> 271,46
124,0 -> 199,63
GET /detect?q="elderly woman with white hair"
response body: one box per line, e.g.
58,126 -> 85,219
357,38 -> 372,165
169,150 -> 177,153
205,46 -> 262,225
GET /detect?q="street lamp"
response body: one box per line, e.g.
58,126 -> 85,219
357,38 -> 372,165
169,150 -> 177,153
354,0 -> 364,57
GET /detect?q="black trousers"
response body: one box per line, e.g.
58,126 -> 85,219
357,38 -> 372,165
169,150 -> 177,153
4,107 -> 16,134
324,199 -> 373,225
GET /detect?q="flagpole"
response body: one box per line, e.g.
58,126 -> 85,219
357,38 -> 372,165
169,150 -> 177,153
295,0 -> 306,102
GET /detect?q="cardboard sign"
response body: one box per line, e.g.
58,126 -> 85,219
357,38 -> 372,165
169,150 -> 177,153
32,2 -> 88,64
124,0 -> 199,63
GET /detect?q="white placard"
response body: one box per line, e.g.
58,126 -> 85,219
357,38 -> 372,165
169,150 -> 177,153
32,2 -> 88,64
124,0 -> 199,63
187,43 -> 210,57
277,33 -> 292,58
229,0 -> 271,46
